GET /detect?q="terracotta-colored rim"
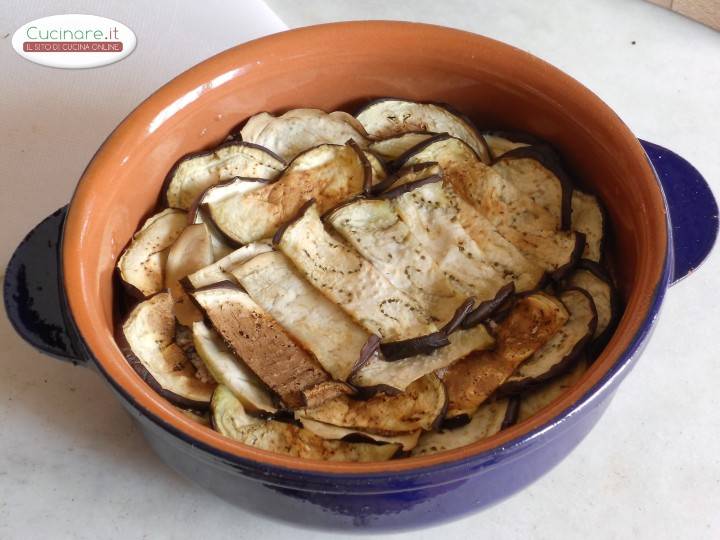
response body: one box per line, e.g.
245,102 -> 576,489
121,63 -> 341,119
62,22 -> 667,475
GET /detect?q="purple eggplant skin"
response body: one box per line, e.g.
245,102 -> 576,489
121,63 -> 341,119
500,397 -> 520,429
438,413 -> 471,430
114,320 -> 211,411
462,283 -> 515,329
345,139 -> 374,195
495,144 -> 574,231
497,287 -> 598,396
549,232 -> 586,282
375,173 -> 444,200
568,259 -> 622,360
379,298 -> 475,361
354,97 -> 492,165
160,140 -> 286,209
348,334 -> 382,379
368,161 -> 440,196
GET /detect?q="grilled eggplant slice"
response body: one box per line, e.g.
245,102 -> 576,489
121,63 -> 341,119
368,132 -> 435,161
165,223 -> 214,325
298,417 -> 421,451
442,293 -> 568,418
501,288 -> 597,392
116,209 -> 187,298
118,292 -> 215,408
492,145 -> 573,230
411,399 -> 510,456
363,151 -> 388,187
239,109 -> 370,162
571,190 -> 605,262
276,201 -> 437,341
483,132 -> 532,160
393,136 -> 546,290
192,321 -> 275,413
517,358 -> 588,423
190,284 -> 331,409
183,242 -> 272,289
232,251 -> 371,381
327,197 -> 466,323
208,144 -> 368,244
350,324 -> 495,391
177,408 -> 212,427
356,99 -> 491,163
390,175 -> 516,300
165,141 -> 285,210
300,374 -> 447,434
211,385 -> 398,461
566,261 -> 617,349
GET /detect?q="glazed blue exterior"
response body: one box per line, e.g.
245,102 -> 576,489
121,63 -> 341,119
3,141 -> 717,531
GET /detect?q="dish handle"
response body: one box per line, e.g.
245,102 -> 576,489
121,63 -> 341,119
3,205 -> 84,364
640,140 -> 718,285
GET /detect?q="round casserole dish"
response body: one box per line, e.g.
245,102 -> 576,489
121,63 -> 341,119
4,22 -> 717,531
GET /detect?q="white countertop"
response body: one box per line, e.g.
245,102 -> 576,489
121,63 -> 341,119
1,1 -> 719,538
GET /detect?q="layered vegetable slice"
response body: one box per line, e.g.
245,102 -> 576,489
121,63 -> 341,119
165,141 -> 285,210
117,208 -> 187,298
517,358 -> 589,423
232,251 -> 371,381
566,261 -> 617,348
500,288 -> 597,392
190,284 -> 333,409
327,197 -> 466,323
275,202 -> 437,341
350,324 -> 495,391
165,223 -> 214,325
118,292 -> 215,408
298,417 -> 422,451
207,144 -> 368,244
183,242 -> 272,289
492,145 -> 572,230
411,399 -> 510,456
239,109 -> 370,162
300,374 -> 447,434
368,132 -> 434,161
571,191 -> 605,262
211,385 -> 399,461
393,136 -> 546,290
442,293 -> 569,418
482,132 -> 531,160
355,99 -> 491,163
192,321 -> 275,413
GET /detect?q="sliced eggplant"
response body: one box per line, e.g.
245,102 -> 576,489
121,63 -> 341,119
300,374 -> 447,434
183,242 -> 272,289
207,144 -> 368,244
190,284 -> 330,409
164,141 -> 285,210
211,385 -> 398,461
517,358 -> 589,423
276,201 -> 437,342
239,109 -> 370,162
492,145 -> 573,230
368,132 -> 435,161
500,288 -> 597,392
390,176 -> 515,300
231,251 -> 371,381
461,283 -> 515,329
177,408 -> 212,427
326,197 -> 466,323
350,324 -> 495,391
192,321 -> 276,413
298,417 -> 421,451
116,208 -> 187,298
118,292 -> 215,408
363,151 -> 388,187
410,399 -> 510,456
165,223 -> 214,325
355,99 -> 491,163
482,132 -> 532,160
566,261 -> 617,349
392,137 -> 546,290
571,190 -> 605,262
442,293 -> 569,418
